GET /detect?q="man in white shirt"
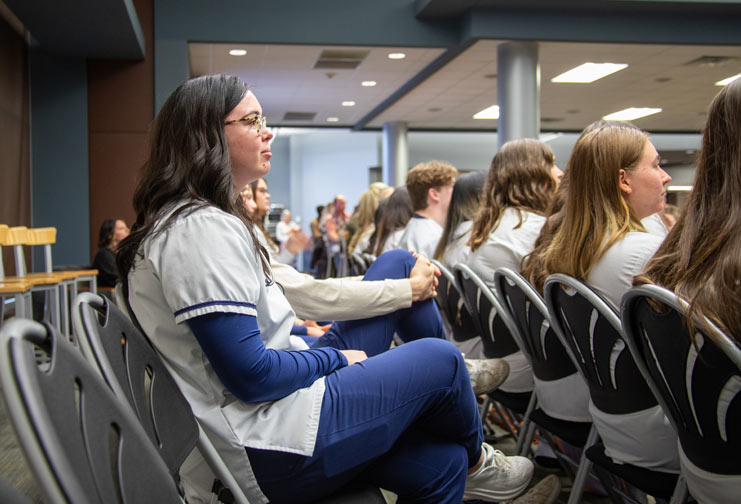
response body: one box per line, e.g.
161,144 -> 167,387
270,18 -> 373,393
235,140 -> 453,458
398,160 -> 458,258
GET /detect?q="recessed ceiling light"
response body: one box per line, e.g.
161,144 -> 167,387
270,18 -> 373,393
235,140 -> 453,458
667,185 -> 693,191
715,73 -> 741,86
361,81 -> 377,87
602,107 -> 662,121
229,49 -> 247,56
388,52 -> 406,60
342,101 -> 356,107
327,117 -> 339,123
473,105 -> 500,120
539,133 -> 563,143
552,62 -> 628,83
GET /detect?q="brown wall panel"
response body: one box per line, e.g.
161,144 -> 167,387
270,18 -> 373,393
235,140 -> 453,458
0,13 -> 30,275
88,131 -> 146,252
87,0 -> 153,262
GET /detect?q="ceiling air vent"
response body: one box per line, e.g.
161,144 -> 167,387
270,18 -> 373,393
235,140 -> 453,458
283,112 -> 317,121
313,49 -> 370,70
684,55 -> 738,67
541,117 -> 564,123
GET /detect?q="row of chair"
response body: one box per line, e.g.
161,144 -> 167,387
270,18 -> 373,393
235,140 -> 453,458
0,291 -> 386,504
0,225 -> 98,336
431,260 -> 740,504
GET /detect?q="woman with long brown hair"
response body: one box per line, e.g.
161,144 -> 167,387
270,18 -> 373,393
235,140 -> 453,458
634,77 -> 741,504
639,79 -> 741,343
541,120 -> 679,473
465,138 -> 559,394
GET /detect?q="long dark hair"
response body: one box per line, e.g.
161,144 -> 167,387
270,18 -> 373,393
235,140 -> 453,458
638,79 -> 741,341
98,218 -> 118,249
373,187 -> 413,256
117,74 -> 271,288
433,171 -> 485,261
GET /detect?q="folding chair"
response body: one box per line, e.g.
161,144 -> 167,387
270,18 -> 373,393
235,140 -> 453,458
545,274 -> 687,504
454,263 -> 533,441
0,318 -> 182,503
622,285 -> 740,504
348,252 -> 368,276
73,292 -> 385,504
495,269 -> 595,504
430,259 -> 479,346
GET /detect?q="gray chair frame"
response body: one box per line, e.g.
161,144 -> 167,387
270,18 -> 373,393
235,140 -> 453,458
72,292 -> 250,504
496,268 -> 597,504
430,259 -> 479,345
75,292 -> 386,504
622,284 -> 741,504
453,263 -> 533,441
0,318 -> 182,503
545,274 -> 689,504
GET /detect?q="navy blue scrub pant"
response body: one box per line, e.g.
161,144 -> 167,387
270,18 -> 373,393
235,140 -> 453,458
246,249 -> 485,503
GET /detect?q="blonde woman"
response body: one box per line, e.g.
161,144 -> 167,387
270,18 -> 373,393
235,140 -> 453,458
347,182 -> 392,254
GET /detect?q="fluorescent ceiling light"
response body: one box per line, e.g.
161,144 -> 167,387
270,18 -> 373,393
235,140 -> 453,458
667,185 -> 693,192
552,62 -> 628,83
539,133 -> 563,143
715,73 -> 741,86
361,81 -> 377,87
388,52 -> 406,60
342,101 -> 356,107
603,107 -> 662,121
326,117 -> 339,122
229,49 -> 247,56
473,105 -> 500,120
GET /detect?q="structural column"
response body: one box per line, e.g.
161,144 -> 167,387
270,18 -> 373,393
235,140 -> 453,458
497,41 -> 540,147
382,121 -> 409,188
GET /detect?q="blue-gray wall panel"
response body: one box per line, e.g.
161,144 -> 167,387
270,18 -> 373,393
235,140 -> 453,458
154,0 -> 459,46
29,49 -> 89,268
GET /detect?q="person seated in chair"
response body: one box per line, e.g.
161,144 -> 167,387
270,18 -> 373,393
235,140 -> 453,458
118,74 -> 546,504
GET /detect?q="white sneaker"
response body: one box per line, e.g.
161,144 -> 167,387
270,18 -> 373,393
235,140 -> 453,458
463,443 -> 534,502
465,358 -> 510,395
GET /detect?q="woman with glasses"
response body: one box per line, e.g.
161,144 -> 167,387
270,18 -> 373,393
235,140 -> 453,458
117,74 -> 536,504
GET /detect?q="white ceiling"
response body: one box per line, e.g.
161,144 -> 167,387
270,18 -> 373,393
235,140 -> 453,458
189,39 -> 741,132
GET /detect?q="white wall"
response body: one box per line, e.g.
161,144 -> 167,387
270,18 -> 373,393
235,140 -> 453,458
266,128 -> 702,233
285,129 -> 379,231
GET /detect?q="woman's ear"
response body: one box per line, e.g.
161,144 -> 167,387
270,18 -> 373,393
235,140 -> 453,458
618,168 -> 632,195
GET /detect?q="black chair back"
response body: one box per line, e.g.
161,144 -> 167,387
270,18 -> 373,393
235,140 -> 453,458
348,252 -> 367,276
622,285 -> 741,475
454,264 -> 521,358
431,259 -> 478,343
0,318 -> 181,504
73,293 -> 198,478
544,274 -> 657,415
495,268 -> 577,382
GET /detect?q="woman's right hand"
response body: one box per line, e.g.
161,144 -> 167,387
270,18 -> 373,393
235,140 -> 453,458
409,252 -> 439,302
284,230 -> 312,254
340,350 -> 368,366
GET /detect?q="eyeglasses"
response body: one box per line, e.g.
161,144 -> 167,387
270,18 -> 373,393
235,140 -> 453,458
224,114 -> 267,134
